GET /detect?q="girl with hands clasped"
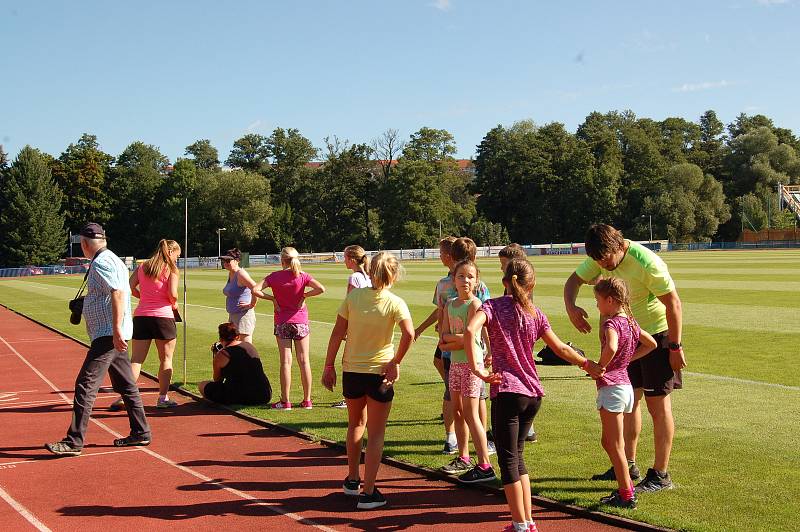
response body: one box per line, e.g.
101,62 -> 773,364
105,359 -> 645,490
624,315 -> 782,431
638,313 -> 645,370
591,278 -> 657,509
464,258 -> 602,532
321,252 -> 414,510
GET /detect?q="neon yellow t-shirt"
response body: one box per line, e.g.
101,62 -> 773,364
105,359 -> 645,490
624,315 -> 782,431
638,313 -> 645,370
574,240 -> 675,334
338,287 -> 412,374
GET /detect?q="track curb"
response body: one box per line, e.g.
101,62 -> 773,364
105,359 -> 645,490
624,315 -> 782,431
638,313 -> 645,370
1,303 -> 673,532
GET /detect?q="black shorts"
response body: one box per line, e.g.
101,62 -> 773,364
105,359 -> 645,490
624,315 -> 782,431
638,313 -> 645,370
442,357 -> 451,401
132,316 -> 176,340
203,380 -> 271,405
342,372 -> 394,403
433,346 -> 442,360
628,331 -> 683,396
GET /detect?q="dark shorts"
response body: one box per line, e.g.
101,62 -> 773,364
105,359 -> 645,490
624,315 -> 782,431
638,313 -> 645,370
442,357 -> 451,401
132,316 -> 177,340
273,322 -> 310,340
433,346 -> 442,360
203,380 -> 271,405
342,372 -> 394,403
628,331 -> 683,396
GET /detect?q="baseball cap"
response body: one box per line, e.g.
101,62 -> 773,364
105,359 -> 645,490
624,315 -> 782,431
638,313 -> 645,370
219,248 -> 241,261
79,222 -> 106,239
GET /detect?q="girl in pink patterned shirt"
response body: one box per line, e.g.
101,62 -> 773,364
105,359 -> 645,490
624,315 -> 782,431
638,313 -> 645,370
464,259 -> 600,532
592,278 -> 657,509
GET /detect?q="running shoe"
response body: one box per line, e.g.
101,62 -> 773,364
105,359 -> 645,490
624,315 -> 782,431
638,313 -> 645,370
441,440 -> 457,454
331,400 -> 347,409
525,429 -> 538,442
487,440 -> 497,455
271,401 -> 292,410
343,476 -> 360,496
299,400 -> 313,410
45,441 -> 81,456
108,397 -> 125,411
600,490 -> 638,509
591,462 -> 640,481
440,456 -> 472,474
156,398 -> 178,408
635,468 -> 673,493
458,465 -> 497,484
529,523 -> 538,532
113,434 -> 151,447
357,487 -> 387,509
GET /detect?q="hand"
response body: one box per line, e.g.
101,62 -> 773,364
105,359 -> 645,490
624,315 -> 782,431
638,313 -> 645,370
566,305 -> 592,334
583,360 -> 605,380
113,329 -> 128,352
483,355 -> 492,368
382,360 -> 400,384
473,367 -> 502,385
414,328 -> 423,341
321,366 -> 337,391
669,348 -> 687,371
237,301 -> 255,310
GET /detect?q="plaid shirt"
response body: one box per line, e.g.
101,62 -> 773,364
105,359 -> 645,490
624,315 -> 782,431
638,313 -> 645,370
83,249 -> 133,342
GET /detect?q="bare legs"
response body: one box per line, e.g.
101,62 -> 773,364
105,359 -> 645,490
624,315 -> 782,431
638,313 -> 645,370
345,396 -> 392,494
128,337 -> 176,399
275,335 -> 313,404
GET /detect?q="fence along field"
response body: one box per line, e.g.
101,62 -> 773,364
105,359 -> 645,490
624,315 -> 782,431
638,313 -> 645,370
0,250 -> 798,532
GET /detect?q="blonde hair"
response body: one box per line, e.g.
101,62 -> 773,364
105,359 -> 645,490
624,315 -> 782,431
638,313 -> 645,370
594,277 -> 637,328
280,247 -> 302,277
439,236 -> 457,257
369,251 -> 403,290
504,258 -> 536,317
142,239 -> 180,280
344,244 -> 369,274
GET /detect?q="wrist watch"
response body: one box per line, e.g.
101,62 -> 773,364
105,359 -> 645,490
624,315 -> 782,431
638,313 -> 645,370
668,342 -> 683,351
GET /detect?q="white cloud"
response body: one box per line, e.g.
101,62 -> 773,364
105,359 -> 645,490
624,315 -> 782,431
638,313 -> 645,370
246,120 -> 262,132
672,80 -> 733,92
430,0 -> 452,11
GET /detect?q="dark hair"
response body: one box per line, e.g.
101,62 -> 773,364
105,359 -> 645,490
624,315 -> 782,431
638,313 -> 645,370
585,224 -> 625,260
344,245 -> 369,273
498,243 -> 526,260
223,248 -> 242,262
218,322 -> 239,343
504,258 -> 536,317
451,237 -> 477,262
453,259 -> 479,282
439,236 -> 457,256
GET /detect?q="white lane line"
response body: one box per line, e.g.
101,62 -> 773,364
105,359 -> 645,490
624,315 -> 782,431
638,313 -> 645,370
0,484 -> 51,532
0,448 -> 142,467
684,371 -> 800,391
6,338 -> 74,343
0,334 -> 337,532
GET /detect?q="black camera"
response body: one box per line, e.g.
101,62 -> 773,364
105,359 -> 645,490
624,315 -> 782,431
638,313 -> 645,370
68,296 -> 85,325
211,342 -> 223,354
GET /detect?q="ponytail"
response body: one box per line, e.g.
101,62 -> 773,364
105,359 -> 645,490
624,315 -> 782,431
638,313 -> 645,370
344,244 -> 369,275
369,251 -> 403,290
143,239 -> 180,279
280,247 -> 302,277
503,258 -> 536,317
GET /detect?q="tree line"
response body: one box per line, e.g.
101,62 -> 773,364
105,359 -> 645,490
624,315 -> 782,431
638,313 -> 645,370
0,110 -> 798,267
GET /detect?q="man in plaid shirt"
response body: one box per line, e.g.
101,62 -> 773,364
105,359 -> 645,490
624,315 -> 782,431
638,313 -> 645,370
46,223 -> 151,456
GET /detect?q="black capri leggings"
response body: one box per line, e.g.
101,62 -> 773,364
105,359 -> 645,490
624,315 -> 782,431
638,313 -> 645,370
491,392 -> 542,484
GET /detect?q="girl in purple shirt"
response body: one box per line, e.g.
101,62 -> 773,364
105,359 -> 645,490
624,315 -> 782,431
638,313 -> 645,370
592,278 -> 657,509
465,259 -> 600,532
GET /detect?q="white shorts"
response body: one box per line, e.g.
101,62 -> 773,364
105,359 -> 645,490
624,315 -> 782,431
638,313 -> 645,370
229,309 -> 256,335
596,384 -> 634,413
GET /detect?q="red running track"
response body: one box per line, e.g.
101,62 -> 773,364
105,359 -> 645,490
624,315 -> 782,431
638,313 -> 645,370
0,306 -> 628,531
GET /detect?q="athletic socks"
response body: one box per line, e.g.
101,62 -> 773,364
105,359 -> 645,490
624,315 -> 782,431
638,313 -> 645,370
446,431 -> 456,446
619,487 -> 635,501
513,521 -> 528,532
478,463 -> 492,471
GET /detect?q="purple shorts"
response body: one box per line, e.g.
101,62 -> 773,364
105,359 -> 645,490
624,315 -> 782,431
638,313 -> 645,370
273,322 -> 310,340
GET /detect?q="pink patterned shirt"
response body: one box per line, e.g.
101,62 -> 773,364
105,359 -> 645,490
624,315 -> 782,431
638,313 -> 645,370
481,296 -> 550,399
597,315 -> 640,388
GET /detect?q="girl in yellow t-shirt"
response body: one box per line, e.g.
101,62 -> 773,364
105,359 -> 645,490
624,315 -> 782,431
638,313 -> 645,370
322,251 -> 414,510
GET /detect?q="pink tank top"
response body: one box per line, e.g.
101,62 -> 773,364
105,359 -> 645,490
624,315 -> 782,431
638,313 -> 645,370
133,266 -> 174,318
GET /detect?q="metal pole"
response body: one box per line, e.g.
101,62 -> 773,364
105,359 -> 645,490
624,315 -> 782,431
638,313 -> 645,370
183,195 -> 188,386
649,215 -> 653,242
217,230 -> 221,268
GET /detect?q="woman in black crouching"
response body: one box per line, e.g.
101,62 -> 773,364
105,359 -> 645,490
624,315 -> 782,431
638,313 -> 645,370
199,322 -> 272,405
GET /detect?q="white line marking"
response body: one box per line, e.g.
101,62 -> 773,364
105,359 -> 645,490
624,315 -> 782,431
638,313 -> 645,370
0,334 -> 337,531
0,484 -> 52,532
0,448 -> 142,467
684,371 -> 800,391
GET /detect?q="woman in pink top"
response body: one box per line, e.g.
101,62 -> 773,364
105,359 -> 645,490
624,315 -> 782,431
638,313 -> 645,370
253,247 -> 325,410
111,239 -> 181,410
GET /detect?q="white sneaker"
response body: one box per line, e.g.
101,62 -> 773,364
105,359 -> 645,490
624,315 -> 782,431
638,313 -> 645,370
487,440 -> 497,455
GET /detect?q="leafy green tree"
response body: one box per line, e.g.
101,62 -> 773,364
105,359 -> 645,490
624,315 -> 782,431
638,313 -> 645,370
402,127 -> 456,162
52,134 -> 113,231
264,127 -> 318,206
736,193 -> 768,231
226,134 -> 270,172
185,139 -> 220,170
688,110 -> 726,177
642,163 -> 730,242
468,217 -> 509,246
0,146 -> 65,265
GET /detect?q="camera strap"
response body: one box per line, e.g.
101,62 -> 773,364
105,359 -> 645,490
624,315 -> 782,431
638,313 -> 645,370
72,247 -> 108,301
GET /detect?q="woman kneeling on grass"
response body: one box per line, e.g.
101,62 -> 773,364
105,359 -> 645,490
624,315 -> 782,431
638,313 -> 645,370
322,251 -> 414,510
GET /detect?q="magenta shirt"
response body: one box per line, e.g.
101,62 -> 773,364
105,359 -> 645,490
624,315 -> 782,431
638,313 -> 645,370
133,267 -> 174,319
597,315 -> 640,388
481,296 -> 550,399
265,269 -> 313,325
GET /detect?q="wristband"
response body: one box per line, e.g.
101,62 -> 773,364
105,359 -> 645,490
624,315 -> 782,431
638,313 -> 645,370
324,364 -> 335,369
668,342 -> 683,351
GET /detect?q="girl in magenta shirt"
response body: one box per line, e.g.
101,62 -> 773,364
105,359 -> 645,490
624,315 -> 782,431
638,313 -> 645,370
464,258 -> 600,532
253,247 -> 325,410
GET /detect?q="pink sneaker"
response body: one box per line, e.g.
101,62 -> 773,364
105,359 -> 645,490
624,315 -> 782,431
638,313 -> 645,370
530,523 -> 538,532
300,400 -> 313,410
271,401 -> 292,410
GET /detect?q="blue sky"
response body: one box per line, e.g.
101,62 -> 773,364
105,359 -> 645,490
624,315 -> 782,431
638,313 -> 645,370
2,0 -> 798,162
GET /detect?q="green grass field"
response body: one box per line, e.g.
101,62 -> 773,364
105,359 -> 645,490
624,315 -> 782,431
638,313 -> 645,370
1,250 -> 798,532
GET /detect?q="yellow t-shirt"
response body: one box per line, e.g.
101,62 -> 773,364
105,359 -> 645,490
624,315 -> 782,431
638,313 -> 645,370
338,287 -> 412,374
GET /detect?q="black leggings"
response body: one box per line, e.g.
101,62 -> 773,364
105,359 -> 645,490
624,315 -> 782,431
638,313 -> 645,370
491,393 -> 542,484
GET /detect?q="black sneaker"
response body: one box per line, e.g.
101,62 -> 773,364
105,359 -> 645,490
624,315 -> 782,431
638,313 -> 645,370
591,462 -> 640,481
113,434 -> 151,447
343,476 -> 360,496
600,490 -> 637,509
458,465 -> 497,484
357,487 -> 387,509
441,440 -> 457,454
440,456 -> 472,474
635,468 -> 673,493
45,441 -> 81,456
